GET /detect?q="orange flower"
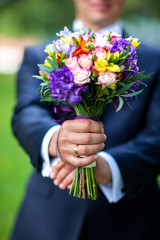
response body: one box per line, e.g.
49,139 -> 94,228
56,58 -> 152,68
73,36 -> 90,56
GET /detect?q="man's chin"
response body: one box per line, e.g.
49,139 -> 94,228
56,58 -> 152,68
85,17 -> 112,29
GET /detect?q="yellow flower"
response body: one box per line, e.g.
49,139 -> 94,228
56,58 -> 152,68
113,51 -> 120,62
61,36 -> 71,44
109,79 -> 119,90
105,51 -> 111,62
95,58 -> 108,72
44,56 -> 53,68
95,51 -> 121,73
106,64 -> 121,72
132,39 -> 140,48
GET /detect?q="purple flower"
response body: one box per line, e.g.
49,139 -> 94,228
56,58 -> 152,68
124,64 -> 139,78
53,40 -> 76,58
56,27 -> 72,37
111,39 -> 137,66
49,66 -> 88,105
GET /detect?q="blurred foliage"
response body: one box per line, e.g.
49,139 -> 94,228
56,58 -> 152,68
0,0 -> 74,39
0,74 -> 32,240
0,0 -> 160,39
124,0 -> 160,19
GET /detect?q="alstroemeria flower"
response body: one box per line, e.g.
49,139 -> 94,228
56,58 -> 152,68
73,36 -> 90,56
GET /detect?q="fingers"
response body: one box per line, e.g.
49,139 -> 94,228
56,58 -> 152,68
77,143 -> 105,156
60,142 -> 105,156
63,154 -> 98,167
56,170 -> 75,190
57,119 -> 106,167
51,160 -> 65,177
62,119 -> 104,133
62,132 -> 107,145
50,163 -> 75,190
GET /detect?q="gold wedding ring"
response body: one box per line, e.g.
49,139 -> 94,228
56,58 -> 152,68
74,145 -> 79,157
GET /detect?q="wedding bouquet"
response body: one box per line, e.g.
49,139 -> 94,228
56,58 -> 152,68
34,27 -> 149,200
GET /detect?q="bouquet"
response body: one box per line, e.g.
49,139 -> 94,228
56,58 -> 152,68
34,27 -> 150,200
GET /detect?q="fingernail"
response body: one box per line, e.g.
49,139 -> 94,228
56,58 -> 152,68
94,155 -> 98,160
54,179 -> 58,185
59,183 -> 65,189
50,172 -> 55,179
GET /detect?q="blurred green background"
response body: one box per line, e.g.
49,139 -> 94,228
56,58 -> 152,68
0,0 -> 160,239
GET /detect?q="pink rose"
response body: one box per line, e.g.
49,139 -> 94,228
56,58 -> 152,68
111,32 -> 122,43
78,54 -> 92,69
65,56 -> 79,70
93,49 -> 105,60
94,33 -> 113,50
98,71 -> 117,86
71,67 -> 91,85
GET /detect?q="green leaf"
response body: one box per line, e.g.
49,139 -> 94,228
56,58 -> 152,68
117,82 -> 126,87
32,75 -> 43,80
98,87 -> 110,98
37,64 -> 53,74
41,96 -> 58,102
72,37 -> 79,47
111,85 -> 117,96
117,82 -> 137,95
116,96 -> 124,112
46,57 -> 55,68
52,52 -> 59,70
107,32 -> 111,41
121,89 -> 143,97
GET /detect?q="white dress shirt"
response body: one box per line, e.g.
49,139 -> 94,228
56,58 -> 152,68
41,20 -> 126,203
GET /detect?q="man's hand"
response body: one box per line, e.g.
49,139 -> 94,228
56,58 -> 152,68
50,156 -> 112,190
49,119 -> 107,167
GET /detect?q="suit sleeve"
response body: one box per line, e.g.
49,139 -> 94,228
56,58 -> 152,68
12,47 -> 58,172
107,71 -> 160,199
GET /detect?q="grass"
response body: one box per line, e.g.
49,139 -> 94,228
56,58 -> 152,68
0,74 -> 32,240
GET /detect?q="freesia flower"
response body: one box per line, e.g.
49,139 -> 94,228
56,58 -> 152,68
132,38 -> 140,48
95,52 -> 121,73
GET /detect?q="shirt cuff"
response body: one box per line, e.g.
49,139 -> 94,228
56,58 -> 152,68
98,151 -> 126,203
41,125 -> 61,177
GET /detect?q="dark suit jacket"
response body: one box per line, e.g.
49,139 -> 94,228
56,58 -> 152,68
10,36 -> 160,240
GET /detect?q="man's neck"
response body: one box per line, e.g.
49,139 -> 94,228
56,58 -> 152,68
73,19 -> 123,35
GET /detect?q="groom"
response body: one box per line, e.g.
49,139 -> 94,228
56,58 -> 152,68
11,0 -> 160,240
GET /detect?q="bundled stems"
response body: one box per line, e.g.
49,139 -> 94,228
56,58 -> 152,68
69,166 -> 97,200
